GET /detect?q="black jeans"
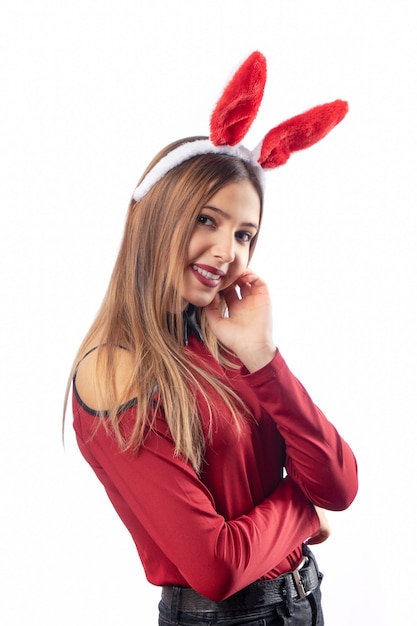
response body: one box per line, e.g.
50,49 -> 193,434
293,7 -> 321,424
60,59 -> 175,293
158,550 -> 324,625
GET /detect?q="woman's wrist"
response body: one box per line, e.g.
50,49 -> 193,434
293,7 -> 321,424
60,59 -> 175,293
237,344 -> 277,372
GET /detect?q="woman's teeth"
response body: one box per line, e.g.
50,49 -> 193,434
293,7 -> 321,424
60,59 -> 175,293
193,265 -> 221,280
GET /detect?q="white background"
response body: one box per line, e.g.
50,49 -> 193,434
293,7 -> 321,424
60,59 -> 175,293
1,1 -> 416,624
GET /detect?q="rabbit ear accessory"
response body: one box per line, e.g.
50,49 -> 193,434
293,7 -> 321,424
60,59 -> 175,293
133,51 -> 348,202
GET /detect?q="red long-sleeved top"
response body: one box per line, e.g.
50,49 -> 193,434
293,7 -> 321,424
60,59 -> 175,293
73,335 -> 357,602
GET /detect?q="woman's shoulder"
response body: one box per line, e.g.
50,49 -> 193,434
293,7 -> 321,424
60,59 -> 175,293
74,343 -> 136,413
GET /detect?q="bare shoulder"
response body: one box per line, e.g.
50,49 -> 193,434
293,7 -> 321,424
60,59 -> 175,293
74,344 -> 135,411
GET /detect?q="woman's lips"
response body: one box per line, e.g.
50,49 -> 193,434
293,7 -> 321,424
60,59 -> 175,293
192,264 -> 225,288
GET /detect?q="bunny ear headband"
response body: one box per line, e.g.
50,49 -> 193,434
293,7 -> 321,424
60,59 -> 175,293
132,51 -> 347,202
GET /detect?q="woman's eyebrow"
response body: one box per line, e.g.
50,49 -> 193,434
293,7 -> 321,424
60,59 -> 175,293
202,204 -> 258,230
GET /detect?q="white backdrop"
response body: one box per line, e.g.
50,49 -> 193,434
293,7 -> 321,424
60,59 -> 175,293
1,1 -> 416,624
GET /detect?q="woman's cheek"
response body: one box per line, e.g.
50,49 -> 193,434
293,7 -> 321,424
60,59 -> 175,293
220,275 -> 237,292
220,256 -> 250,292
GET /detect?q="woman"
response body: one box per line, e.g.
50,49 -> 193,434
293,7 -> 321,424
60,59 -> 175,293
68,53 -> 358,625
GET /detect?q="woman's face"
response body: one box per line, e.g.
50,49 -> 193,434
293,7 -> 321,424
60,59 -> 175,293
183,179 -> 261,308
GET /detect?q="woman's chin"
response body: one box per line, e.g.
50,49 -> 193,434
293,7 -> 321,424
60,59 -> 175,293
184,294 -> 216,309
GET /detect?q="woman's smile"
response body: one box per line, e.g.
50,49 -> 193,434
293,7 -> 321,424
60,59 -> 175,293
191,264 -> 226,288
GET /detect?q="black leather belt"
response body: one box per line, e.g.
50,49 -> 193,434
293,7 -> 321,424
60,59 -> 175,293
161,551 -> 320,613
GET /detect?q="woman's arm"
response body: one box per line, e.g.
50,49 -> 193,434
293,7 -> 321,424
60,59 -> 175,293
240,350 -> 358,511
74,398 -> 319,602
206,270 -> 358,512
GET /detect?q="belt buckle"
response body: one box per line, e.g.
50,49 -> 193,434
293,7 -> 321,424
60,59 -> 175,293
292,559 -> 310,600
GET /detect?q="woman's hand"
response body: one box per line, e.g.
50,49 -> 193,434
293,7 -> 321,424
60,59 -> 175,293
307,506 -> 332,545
205,270 -> 276,372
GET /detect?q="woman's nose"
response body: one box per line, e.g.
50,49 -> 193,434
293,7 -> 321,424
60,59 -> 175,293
213,233 -> 235,264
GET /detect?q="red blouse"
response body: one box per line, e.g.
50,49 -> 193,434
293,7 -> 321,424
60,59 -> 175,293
73,335 -> 357,602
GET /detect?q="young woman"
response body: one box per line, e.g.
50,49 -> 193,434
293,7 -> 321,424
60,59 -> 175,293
68,53 -> 358,625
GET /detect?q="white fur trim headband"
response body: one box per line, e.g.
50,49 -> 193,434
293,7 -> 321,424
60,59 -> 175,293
133,140 -> 263,202
132,52 -> 348,203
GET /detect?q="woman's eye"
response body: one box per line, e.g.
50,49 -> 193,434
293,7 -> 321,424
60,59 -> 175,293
197,215 -> 214,227
236,231 -> 253,243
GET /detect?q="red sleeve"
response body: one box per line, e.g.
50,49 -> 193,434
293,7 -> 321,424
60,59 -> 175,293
74,402 -> 319,602
240,350 -> 358,511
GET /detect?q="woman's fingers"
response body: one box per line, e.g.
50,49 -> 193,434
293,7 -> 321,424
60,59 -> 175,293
307,506 -> 331,545
220,283 -> 241,309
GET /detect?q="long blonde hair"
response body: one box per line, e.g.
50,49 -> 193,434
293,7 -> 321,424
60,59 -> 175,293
66,137 -> 264,471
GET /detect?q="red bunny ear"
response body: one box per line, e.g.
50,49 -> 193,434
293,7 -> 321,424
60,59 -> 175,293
210,51 -> 267,147
258,100 -> 348,168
